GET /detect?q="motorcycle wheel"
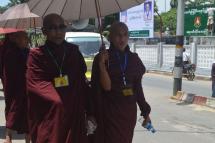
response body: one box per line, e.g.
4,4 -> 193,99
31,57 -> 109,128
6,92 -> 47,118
187,69 -> 195,81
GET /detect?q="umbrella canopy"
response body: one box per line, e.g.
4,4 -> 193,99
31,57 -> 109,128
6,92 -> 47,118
0,17 -> 42,29
0,3 -> 42,29
0,27 -> 23,34
27,0 -> 146,20
0,3 -> 38,20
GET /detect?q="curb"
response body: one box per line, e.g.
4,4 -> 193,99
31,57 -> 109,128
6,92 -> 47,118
147,70 -> 211,81
171,91 -> 215,109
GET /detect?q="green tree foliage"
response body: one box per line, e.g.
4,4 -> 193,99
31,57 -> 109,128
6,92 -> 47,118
185,0 -> 214,7
170,0 -> 177,8
0,6 -> 7,13
7,0 -> 29,7
154,8 -> 177,35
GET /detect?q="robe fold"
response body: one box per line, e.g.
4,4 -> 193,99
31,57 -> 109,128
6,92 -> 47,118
91,47 -> 151,143
2,43 -> 29,133
27,41 -> 91,143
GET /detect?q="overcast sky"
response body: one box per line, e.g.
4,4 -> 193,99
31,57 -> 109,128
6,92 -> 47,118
0,0 -> 9,7
156,0 -> 172,13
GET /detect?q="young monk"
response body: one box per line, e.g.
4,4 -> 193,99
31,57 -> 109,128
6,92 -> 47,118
91,22 -> 152,143
26,13 -> 95,143
2,31 -> 30,143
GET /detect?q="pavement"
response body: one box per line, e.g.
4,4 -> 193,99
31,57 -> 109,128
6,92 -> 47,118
147,70 -> 215,109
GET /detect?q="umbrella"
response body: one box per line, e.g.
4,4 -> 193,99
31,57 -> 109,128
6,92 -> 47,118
0,3 -> 42,29
27,0 -> 145,20
27,0 -> 145,48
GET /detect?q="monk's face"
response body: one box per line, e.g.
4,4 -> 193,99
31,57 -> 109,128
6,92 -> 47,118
11,32 -> 29,49
110,27 -> 129,52
43,16 -> 66,45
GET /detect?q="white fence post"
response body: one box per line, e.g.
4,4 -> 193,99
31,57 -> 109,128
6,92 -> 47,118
157,42 -> 164,68
191,42 -> 197,65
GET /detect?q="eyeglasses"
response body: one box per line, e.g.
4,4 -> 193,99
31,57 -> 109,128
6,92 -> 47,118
43,24 -> 67,32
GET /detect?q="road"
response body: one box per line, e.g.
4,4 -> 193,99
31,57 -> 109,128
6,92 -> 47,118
133,73 -> 215,143
143,73 -> 211,97
0,73 -> 214,143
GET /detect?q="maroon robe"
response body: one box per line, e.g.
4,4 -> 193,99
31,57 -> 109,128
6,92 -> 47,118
91,46 -> 151,143
27,41 -> 92,143
2,43 -> 29,133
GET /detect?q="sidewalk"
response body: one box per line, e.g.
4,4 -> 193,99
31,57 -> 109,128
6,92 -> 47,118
147,69 -> 211,81
171,91 -> 215,109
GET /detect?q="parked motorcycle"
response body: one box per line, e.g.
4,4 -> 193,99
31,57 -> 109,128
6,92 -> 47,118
172,64 -> 196,81
183,64 -> 196,81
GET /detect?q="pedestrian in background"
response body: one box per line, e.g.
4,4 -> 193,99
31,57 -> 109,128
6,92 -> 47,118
2,31 -> 30,143
91,22 -> 152,143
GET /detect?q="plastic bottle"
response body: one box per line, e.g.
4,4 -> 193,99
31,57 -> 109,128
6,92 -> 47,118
143,121 -> 156,133
138,117 -> 156,133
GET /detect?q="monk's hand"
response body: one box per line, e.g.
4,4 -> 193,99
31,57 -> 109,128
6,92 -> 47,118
86,116 -> 97,135
87,116 -> 97,127
99,49 -> 109,67
142,115 -> 151,127
99,43 -> 106,51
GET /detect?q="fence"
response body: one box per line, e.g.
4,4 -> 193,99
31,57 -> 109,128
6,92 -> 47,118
131,43 -> 215,76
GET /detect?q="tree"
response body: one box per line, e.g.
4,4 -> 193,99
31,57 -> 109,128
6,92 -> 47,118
185,0 -> 214,7
170,0 -> 177,8
154,0 -> 163,40
0,6 -> 7,13
161,8 -> 177,35
7,0 -> 29,7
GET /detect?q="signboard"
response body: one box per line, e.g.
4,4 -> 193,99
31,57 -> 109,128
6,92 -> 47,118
120,0 -> 154,38
184,6 -> 215,36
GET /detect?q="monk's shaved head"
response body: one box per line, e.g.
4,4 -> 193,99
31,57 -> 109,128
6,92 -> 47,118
43,13 -> 64,28
42,13 -> 66,45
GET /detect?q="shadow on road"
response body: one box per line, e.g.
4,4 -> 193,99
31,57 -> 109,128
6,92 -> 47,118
176,102 -> 192,106
0,126 -> 25,140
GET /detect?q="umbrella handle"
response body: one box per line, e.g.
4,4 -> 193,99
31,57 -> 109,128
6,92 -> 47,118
95,0 -> 104,50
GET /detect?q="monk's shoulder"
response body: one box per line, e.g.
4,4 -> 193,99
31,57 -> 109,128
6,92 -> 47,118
129,52 -> 146,74
129,52 -> 140,61
64,41 -> 79,53
29,46 -> 46,59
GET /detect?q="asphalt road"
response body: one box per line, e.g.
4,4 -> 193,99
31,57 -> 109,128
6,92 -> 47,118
143,73 -> 211,97
133,73 -> 215,143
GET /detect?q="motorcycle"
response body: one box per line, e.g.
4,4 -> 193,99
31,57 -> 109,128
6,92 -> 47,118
183,64 -> 196,81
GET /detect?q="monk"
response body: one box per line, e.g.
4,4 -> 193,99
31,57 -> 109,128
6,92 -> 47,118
26,13 -> 94,143
91,22 -> 152,143
2,31 -> 30,143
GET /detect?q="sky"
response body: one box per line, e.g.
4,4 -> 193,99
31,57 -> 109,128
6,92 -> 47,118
0,0 -> 9,7
0,0 -> 171,13
156,0 -> 171,13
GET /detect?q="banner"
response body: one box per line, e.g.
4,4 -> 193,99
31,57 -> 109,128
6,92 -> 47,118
120,0 -> 154,38
184,5 -> 215,36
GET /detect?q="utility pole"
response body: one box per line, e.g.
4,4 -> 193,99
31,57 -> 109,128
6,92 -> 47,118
173,0 -> 184,96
